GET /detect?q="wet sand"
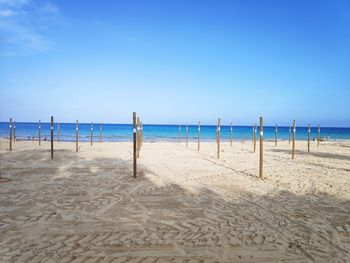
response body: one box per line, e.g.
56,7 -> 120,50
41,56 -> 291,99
0,139 -> 349,262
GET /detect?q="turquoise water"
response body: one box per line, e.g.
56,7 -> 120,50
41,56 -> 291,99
1,122 -> 350,142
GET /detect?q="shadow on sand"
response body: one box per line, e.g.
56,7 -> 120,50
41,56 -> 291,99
269,148 -> 350,161
0,146 -> 349,262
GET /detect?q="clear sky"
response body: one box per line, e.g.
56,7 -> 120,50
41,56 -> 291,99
0,0 -> 349,126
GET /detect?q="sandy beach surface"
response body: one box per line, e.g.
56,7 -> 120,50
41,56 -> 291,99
0,139 -> 349,262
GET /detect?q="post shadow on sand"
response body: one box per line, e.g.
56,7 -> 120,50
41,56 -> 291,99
269,148 -> 350,161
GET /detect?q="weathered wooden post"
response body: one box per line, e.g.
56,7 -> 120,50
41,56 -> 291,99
13,121 -> 16,142
137,117 -> 141,158
133,112 -> 137,178
217,118 -> 220,159
317,124 -> 320,147
308,124 -> 311,152
100,123 -> 102,143
90,122 -> 93,146
178,125 -> 181,143
139,120 -> 141,150
140,122 -> 143,147
230,123 -> 233,146
275,124 -> 278,146
50,116 -> 54,159
9,118 -> 12,151
253,124 -> 257,153
76,120 -> 79,152
259,117 -> 263,179
57,123 -> 60,142
186,123 -> 188,147
38,121 -> 41,146
292,120 -> 296,159
289,126 -> 291,144
198,121 -> 200,151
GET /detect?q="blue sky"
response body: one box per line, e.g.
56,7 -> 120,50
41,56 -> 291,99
0,0 -> 349,126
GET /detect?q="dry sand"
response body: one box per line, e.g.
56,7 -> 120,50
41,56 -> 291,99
0,139 -> 349,262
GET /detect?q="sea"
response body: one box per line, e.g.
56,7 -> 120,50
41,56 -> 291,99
1,122 -> 350,142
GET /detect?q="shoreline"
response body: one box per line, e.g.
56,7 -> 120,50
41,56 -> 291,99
1,137 -> 350,143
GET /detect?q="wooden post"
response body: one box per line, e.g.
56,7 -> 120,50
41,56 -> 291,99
198,121 -> 200,151
289,126 -> 291,144
51,116 -> 54,159
259,117 -> 263,179
186,123 -> 188,147
230,123 -> 233,146
253,124 -> 257,153
9,118 -> 12,151
76,120 -> 79,152
292,120 -> 296,159
57,123 -> 60,143
38,121 -> 41,146
252,125 -> 254,145
317,124 -> 320,147
275,124 -> 278,146
140,121 -> 143,147
133,112 -> 137,178
139,120 -> 142,148
100,123 -> 102,143
137,117 -> 141,158
90,122 -> 93,146
308,124 -> 310,152
14,121 -> 16,142
178,125 -> 181,143
217,118 -> 220,159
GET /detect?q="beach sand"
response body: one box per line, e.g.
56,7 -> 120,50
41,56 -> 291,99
0,139 -> 349,262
